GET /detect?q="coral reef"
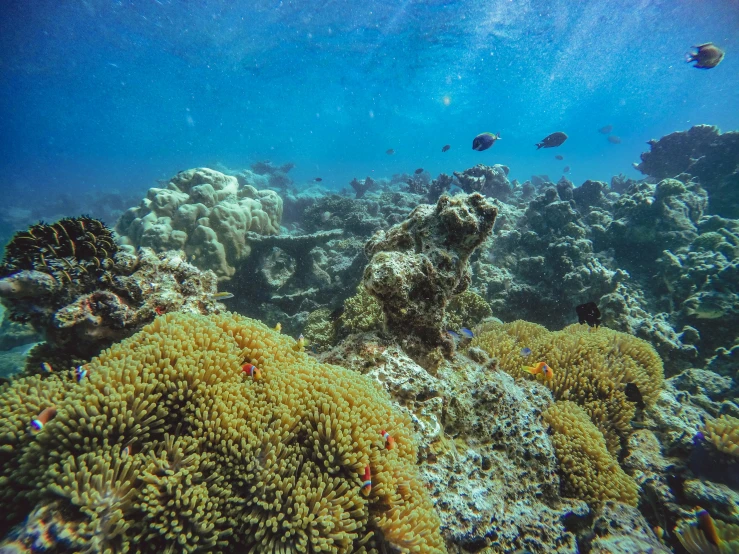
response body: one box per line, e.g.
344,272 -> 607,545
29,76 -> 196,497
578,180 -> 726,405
453,164 -> 512,200
350,176 -> 378,199
363,193 -> 497,368
319,333 -> 586,553
0,237 -> 221,367
0,312 -> 444,553
471,321 -> 664,456
634,125 -> 739,218
116,168 -> 282,281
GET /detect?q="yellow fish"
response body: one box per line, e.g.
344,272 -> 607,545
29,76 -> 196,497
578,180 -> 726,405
274,323 -> 282,332
522,361 -> 554,381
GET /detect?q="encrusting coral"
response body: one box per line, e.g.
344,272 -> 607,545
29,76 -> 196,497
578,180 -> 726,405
542,401 -> 639,507
471,321 -> 664,456
0,312 -> 444,554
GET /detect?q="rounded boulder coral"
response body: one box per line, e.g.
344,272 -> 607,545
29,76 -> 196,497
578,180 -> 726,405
0,312 -> 444,554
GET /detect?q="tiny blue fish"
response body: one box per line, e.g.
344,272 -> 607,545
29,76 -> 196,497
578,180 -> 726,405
520,347 -> 532,357
446,330 -> 461,341
460,328 -> 474,339
75,365 -> 88,382
41,362 -> 53,373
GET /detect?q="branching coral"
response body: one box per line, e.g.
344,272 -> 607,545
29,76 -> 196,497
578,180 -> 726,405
0,312 -> 444,553
542,401 -> 639,507
471,321 -> 664,455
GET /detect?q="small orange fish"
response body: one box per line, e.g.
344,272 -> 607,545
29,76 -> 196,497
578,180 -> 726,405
695,507 -> 721,546
523,362 -> 554,380
31,406 -> 57,433
360,465 -> 372,496
242,363 -> 262,380
380,430 -> 395,450
155,306 -> 165,316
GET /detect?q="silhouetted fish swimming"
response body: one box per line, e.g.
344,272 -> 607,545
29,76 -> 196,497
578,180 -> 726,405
555,155 -> 564,160
608,135 -> 621,144
386,149 -> 395,155
442,144 -> 450,152
599,125 -> 613,134
563,166 -> 570,173
536,132 -> 567,149
686,43 -> 725,69
576,302 -> 601,327
414,168 -> 424,174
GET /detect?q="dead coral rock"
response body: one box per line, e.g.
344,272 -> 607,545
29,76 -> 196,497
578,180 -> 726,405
453,164 -> 512,200
1,247 -> 221,367
350,176 -> 378,199
585,501 -> 671,554
319,333 -> 585,553
363,193 -> 497,368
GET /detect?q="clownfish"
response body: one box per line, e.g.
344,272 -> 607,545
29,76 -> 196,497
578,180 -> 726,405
293,334 -> 307,352
360,465 -> 372,496
380,430 -> 395,450
242,363 -> 262,380
523,362 -> 554,381
695,507 -> 721,546
31,406 -> 57,433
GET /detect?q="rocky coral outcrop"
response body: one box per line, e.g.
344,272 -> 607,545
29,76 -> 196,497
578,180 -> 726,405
635,124 -> 739,218
319,333 -> 586,554
116,168 -> 282,281
363,193 -> 497,369
453,164 -> 512,200
0,244 -> 221,369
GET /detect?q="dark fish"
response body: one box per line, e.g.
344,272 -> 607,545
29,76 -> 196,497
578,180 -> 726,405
386,149 -> 395,155
607,135 -> 621,144
624,383 -> 645,409
563,166 -> 570,173
536,132 -> 568,149
460,328 -> 474,339
555,155 -> 564,160
414,168 -> 424,174
442,144 -> 451,152
598,125 -> 613,134
686,43 -> 725,69
575,302 -> 601,327
329,305 -> 345,321
314,177 -> 323,182
472,132 -> 501,151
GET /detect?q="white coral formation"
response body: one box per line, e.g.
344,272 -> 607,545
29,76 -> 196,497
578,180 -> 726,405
116,168 -> 283,280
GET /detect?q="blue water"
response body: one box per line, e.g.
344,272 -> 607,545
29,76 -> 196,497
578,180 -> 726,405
1,0 -> 738,212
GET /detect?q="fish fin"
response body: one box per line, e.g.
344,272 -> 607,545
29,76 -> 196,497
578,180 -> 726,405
496,133 -> 502,140
536,143 -> 543,149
